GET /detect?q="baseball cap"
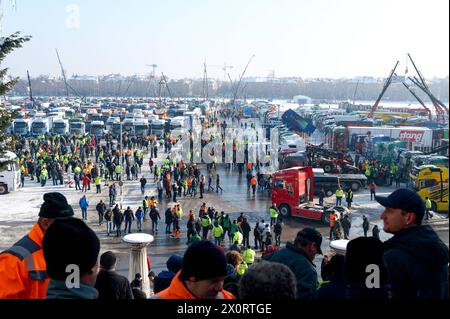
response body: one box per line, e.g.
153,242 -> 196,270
297,228 -> 323,255
375,188 -> 425,222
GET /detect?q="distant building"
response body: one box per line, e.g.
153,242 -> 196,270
292,94 -> 312,105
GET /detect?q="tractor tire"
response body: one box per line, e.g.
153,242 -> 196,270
0,184 -> 8,195
350,182 -> 361,192
323,164 -> 333,173
279,204 -> 291,218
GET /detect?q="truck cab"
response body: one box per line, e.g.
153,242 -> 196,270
409,165 -> 449,212
69,121 -> 85,135
13,119 -> 31,136
0,151 -> 21,194
30,118 -> 49,136
271,166 -> 314,218
52,118 -> 69,135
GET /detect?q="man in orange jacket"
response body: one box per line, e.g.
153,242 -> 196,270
155,241 -> 235,299
0,192 -> 74,299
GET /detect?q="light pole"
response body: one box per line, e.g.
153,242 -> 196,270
120,121 -> 124,208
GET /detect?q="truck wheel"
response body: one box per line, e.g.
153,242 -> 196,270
322,211 -> 331,225
0,184 -> 8,195
279,204 -> 291,218
325,189 -> 334,197
323,164 -> 332,173
350,182 -> 361,192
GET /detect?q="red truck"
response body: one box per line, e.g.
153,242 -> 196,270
271,166 -> 325,223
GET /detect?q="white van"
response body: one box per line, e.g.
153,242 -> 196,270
0,151 -> 21,194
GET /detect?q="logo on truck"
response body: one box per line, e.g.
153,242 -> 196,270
398,130 -> 424,143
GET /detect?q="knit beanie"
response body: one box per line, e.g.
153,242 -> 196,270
39,192 -> 74,219
180,241 -> 227,281
43,217 -> 100,280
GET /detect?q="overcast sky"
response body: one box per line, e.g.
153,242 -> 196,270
1,0 -> 449,79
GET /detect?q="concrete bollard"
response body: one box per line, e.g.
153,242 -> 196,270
123,233 -> 154,297
330,239 -> 349,256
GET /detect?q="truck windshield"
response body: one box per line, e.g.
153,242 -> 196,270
15,122 -> 27,128
33,123 -> 45,129
54,123 -> 66,128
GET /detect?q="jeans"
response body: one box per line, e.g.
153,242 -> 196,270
336,197 -> 342,206
166,223 -> 171,233
116,224 -> 122,237
202,227 -> 209,240
81,208 -> 87,220
151,219 -> 158,231
141,185 -> 145,195
214,237 -> 221,246
109,195 -> 114,207
275,234 -> 281,246
136,219 -> 142,231
124,220 -> 132,233
370,190 -> 376,200
106,221 -> 113,235
143,208 -> 148,221
243,234 -> 250,247
98,212 -> 103,225
96,185 -> 101,193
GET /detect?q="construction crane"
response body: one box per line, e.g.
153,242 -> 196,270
158,72 -> 173,105
121,75 -> 137,97
26,70 -> 33,102
202,60 -> 208,100
55,49 -> 85,101
55,49 -> 69,97
407,54 -> 448,122
233,54 -> 255,103
401,81 -> 432,120
145,64 -> 158,79
204,63 -> 234,80
368,61 -> 399,118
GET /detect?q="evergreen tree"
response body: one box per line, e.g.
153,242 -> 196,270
0,32 -> 31,168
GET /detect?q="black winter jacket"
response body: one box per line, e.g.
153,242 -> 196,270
95,270 -> 134,299
383,225 -> 449,299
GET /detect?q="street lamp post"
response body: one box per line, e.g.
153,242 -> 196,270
120,121 -> 124,208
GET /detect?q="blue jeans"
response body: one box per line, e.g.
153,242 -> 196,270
214,237 -> 221,245
136,219 -> 143,231
166,223 -> 171,233
81,208 -> 87,220
124,220 -> 132,233
151,219 -> 158,231
116,224 -> 122,237
106,221 -> 113,235
336,197 -> 342,206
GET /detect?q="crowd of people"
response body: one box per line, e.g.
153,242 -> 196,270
0,188 -> 447,300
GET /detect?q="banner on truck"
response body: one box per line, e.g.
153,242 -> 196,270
398,130 -> 425,143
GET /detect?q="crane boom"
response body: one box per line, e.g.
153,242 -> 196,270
55,49 -> 69,97
409,76 -> 446,123
401,82 -> 432,120
368,61 -> 399,118
408,54 -> 448,115
26,70 -> 33,102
